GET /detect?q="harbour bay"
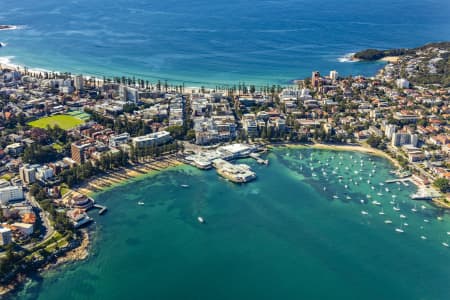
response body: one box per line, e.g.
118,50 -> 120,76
13,148 -> 450,300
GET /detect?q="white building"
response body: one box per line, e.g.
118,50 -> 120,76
12,222 -> 34,236
120,86 -> 139,103
131,131 -> 172,148
330,70 -> 339,81
384,124 -> 397,139
392,132 -> 418,147
0,186 -> 24,204
20,164 -> 37,185
74,75 -> 84,91
396,78 -> 410,89
36,166 -> 54,181
0,227 -> 12,246
109,133 -> 130,148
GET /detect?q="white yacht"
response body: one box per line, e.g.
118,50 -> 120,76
395,227 -> 404,233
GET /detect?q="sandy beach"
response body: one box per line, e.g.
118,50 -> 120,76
380,56 -> 400,63
73,155 -> 184,196
280,143 -> 401,169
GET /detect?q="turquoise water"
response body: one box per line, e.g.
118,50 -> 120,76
13,149 -> 450,300
1,0 -> 450,85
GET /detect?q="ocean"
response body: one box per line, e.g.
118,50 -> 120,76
12,148 -> 450,300
0,0 -> 449,86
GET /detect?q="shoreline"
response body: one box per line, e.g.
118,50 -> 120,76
0,230 -> 90,297
274,142 -> 401,169
73,155 -> 184,197
0,156 -> 183,297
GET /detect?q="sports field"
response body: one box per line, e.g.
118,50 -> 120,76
28,114 -> 85,130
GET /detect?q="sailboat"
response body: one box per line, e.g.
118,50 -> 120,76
393,204 -> 400,211
361,210 -> 369,215
395,223 -> 404,233
411,203 -> 417,212
379,208 -> 385,215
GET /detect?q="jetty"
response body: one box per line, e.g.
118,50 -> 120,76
385,178 -> 412,186
93,204 -> 108,215
249,153 -> 269,165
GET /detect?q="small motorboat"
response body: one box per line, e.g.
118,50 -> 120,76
138,201 -> 145,206
197,216 -> 205,223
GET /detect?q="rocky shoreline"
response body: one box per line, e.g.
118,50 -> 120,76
0,230 -> 90,297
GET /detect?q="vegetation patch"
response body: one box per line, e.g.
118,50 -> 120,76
28,114 -> 85,130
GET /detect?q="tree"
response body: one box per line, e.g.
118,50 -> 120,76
433,178 -> 450,193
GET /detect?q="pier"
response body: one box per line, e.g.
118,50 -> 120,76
93,204 -> 108,215
385,178 -> 412,186
249,153 -> 269,165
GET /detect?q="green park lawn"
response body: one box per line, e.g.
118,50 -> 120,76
28,114 -> 85,130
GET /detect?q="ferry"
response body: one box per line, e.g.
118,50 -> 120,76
197,216 -> 205,223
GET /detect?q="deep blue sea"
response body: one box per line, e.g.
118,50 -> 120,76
1,0 -> 449,86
